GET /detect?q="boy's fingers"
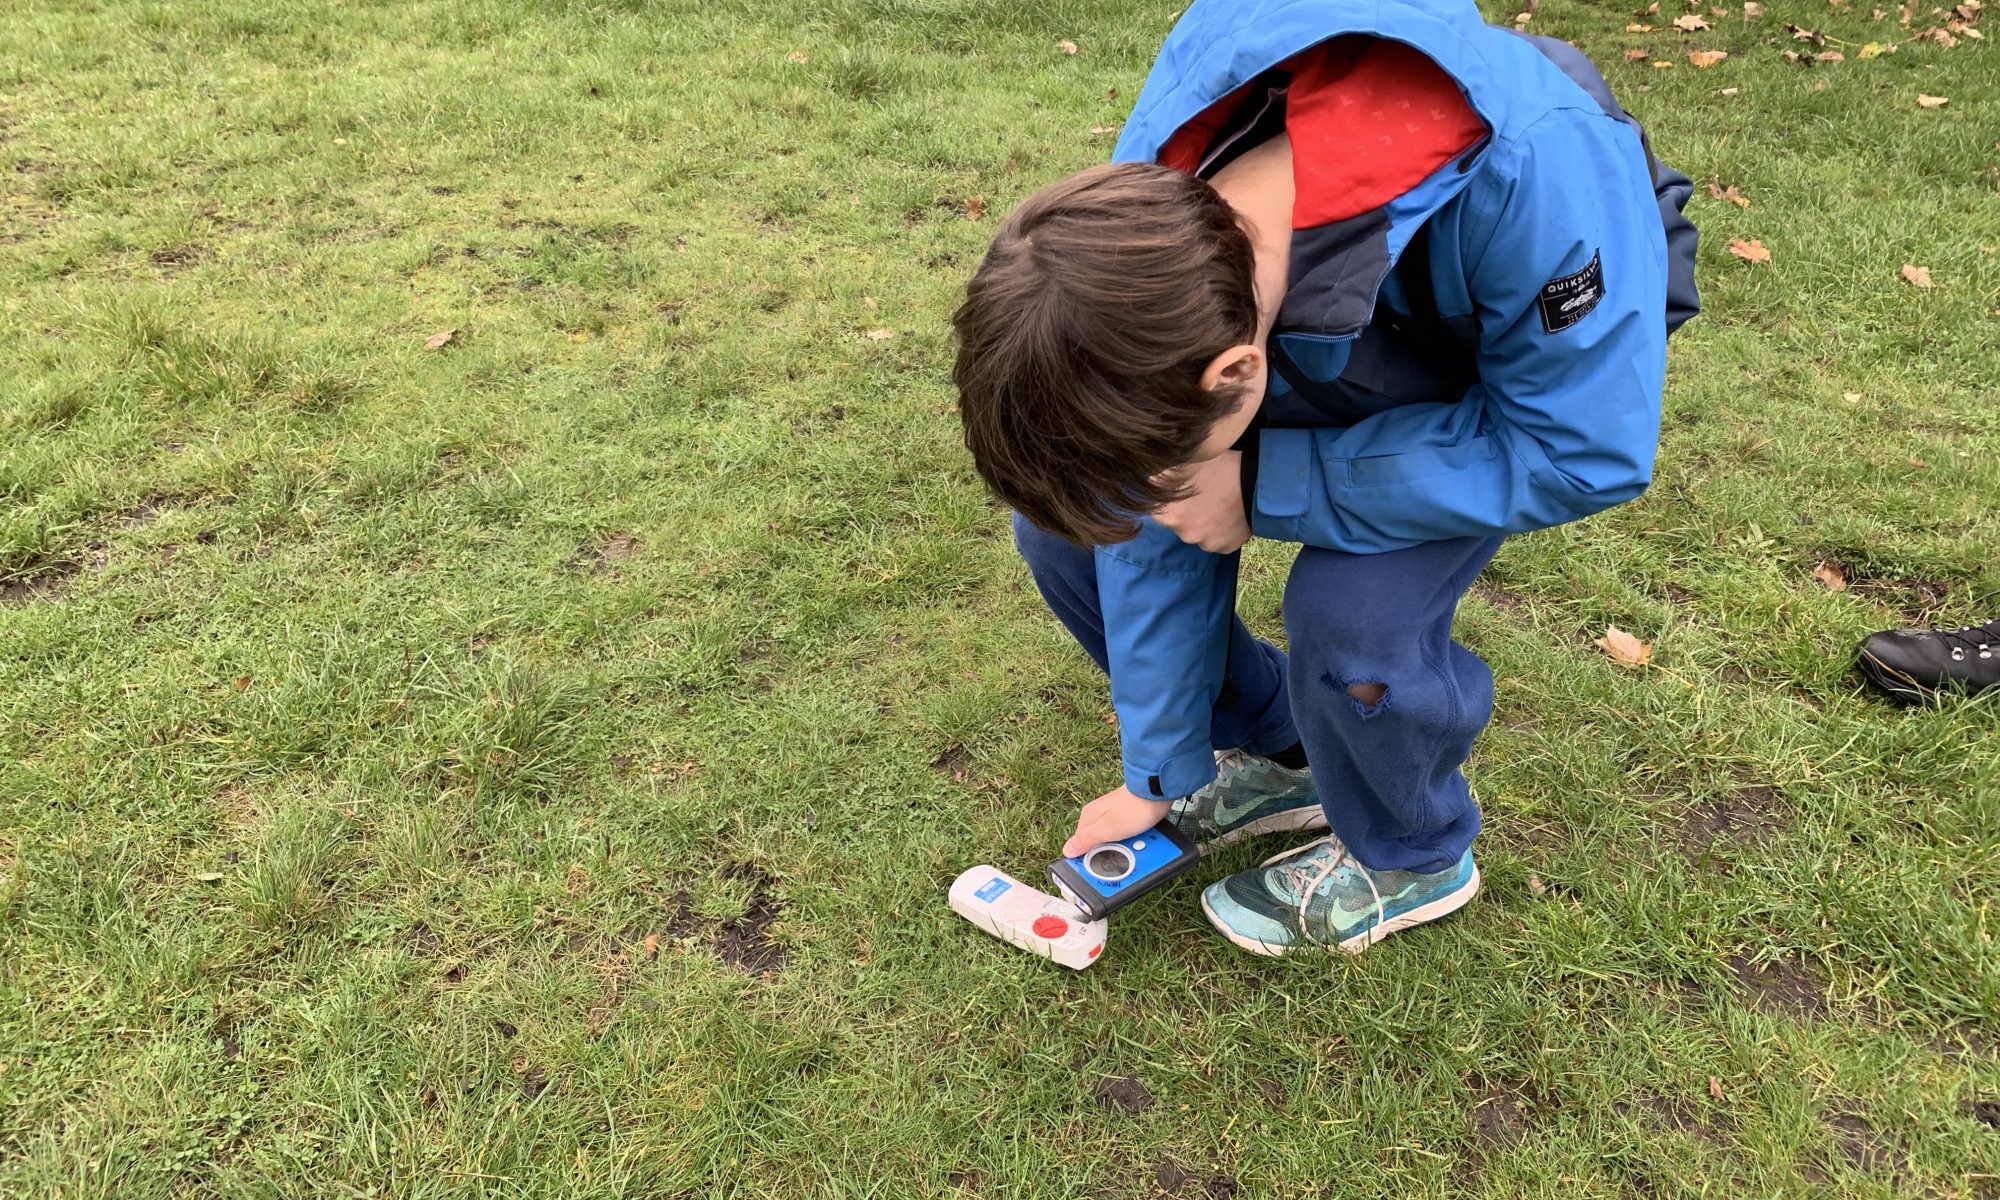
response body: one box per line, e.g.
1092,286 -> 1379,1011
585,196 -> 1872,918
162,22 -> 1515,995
1062,812 -> 1113,857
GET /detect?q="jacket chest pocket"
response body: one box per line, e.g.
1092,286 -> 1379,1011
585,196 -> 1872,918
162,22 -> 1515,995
1269,316 -> 1477,430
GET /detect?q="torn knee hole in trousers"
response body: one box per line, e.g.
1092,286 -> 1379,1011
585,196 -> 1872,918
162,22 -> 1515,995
1321,671 -> 1390,718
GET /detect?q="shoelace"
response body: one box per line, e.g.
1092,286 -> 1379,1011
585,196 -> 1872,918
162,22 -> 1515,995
1934,619 -> 2000,662
1213,747 -> 1252,775
1277,841 -> 1384,947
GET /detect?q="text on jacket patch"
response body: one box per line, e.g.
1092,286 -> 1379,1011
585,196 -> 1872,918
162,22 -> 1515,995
1536,250 -> 1605,334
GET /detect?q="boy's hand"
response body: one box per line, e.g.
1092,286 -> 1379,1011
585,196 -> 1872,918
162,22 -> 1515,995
1063,785 -> 1173,858
1153,451 -> 1250,554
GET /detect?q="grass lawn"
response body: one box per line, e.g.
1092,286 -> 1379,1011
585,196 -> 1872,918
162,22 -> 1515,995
3,0 -> 1999,1195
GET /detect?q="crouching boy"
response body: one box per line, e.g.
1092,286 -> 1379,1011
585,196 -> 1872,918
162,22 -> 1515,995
950,0 -> 1697,955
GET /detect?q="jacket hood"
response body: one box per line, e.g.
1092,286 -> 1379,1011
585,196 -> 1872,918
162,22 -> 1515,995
1112,0 -> 1525,169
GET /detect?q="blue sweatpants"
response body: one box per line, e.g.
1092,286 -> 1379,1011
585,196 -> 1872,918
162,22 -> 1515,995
1014,514 -> 1502,875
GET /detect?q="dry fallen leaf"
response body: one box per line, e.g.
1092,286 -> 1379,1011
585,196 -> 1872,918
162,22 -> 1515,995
1728,238 -> 1772,263
1909,454 -> 1929,468
1917,93 -> 1950,108
424,329 -> 458,350
1858,41 -> 1890,56
1718,86 -> 1741,94
1709,1076 -> 1726,1101
864,328 -> 895,340
1674,12 -> 1712,28
642,933 -> 661,959
1056,38 -> 1079,54
1743,0 -> 1765,16
1843,391 -> 1864,402
1689,48 -> 1730,65
1813,560 -> 1850,592
1917,27 -> 1960,46
1527,873 -> 1549,896
1089,124 -> 1121,134
964,194 -> 986,220
233,676 -> 253,690
1628,20 -> 1657,29
1625,46 -> 1653,59
863,295 -> 878,310
785,50 -> 807,64
1901,263 -> 1935,288
1816,49 -> 1846,60
1707,181 -> 1752,207
1595,626 -> 1654,667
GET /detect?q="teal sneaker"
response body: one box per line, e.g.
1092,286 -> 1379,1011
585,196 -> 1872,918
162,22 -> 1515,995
1199,836 -> 1480,956
1168,749 -> 1326,850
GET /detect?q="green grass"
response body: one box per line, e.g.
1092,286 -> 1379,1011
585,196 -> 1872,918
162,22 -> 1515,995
2,0 -> 1998,1195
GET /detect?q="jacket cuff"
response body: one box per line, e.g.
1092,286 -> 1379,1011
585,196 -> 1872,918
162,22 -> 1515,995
1237,430 -> 1262,528
1247,427 -> 1316,542
1123,746 -> 1218,803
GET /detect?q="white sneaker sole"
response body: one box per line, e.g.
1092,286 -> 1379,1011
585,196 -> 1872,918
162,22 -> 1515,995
1200,863 -> 1482,958
1196,802 -> 1329,851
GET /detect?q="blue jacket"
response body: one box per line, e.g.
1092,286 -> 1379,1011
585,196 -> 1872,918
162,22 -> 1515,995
1097,0 -> 1699,802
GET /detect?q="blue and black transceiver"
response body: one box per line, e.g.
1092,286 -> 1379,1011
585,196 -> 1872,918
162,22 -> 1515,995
1046,820 -> 1200,922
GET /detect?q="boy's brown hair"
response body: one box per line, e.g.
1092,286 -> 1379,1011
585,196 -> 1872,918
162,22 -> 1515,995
951,163 -> 1257,546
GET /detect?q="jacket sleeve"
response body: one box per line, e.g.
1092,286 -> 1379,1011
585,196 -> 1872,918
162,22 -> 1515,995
1095,517 -> 1232,802
1248,111 -> 1669,554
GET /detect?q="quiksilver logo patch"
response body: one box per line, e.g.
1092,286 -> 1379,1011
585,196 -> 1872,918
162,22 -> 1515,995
1537,251 -> 1604,333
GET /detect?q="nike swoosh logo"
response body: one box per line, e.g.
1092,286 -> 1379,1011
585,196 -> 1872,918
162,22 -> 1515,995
1211,788 -> 1275,826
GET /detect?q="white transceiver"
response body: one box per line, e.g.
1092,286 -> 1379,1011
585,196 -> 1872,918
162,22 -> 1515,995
948,866 -> 1107,970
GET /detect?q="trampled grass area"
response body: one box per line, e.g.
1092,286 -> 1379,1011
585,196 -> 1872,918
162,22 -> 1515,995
2,0 -> 1998,1195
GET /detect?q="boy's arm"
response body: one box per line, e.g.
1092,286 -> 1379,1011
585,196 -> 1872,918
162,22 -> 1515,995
1248,111 -> 1669,554
1095,516 -> 1234,803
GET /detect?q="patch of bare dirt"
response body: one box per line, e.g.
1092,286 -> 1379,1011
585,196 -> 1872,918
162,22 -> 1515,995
1728,953 -> 1828,1019
711,863 -> 785,975
1150,1159 -> 1239,1198
149,244 -> 209,268
931,743 -> 975,784
0,557 -> 83,604
1614,1094 -> 1728,1144
572,530 -> 641,572
1825,1111 -> 1905,1175
1678,785 -> 1788,862
1465,1073 -> 1546,1178
1091,1075 -> 1154,1114
1849,574 -> 1953,623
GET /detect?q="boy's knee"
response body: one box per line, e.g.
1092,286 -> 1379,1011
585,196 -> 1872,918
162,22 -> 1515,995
1345,681 -> 1387,708
1281,549 -> 1373,646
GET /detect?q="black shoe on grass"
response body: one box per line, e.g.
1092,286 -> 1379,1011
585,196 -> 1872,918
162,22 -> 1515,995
1857,617 -> 2000,704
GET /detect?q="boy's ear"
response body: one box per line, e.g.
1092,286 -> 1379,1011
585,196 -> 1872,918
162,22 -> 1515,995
1199,343 -> 1263,394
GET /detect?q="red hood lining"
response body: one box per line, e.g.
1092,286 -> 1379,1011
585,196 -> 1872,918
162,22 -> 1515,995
1157,36 -> 1488,229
